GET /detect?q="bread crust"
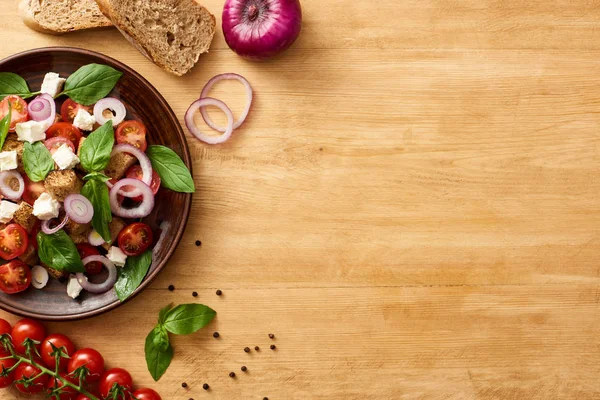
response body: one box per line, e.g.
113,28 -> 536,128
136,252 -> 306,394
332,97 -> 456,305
19,0 -> 112,35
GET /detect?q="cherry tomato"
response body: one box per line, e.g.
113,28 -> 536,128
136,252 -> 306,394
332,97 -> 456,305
11,318 -> 45,354
45,136 -> 76,154
0,319 -> 10,357
99,368 -> 133,398
76,394 -> 99,400
22,175 -> 47,206
118,223 -> 153,257
0,260 -> 31,294
0,224 -> 29,260
126,166 -> 161,202
132,388 -> 162,400
116,120 -> 147,151
0,95 -> 29,131
60,99 -> 93,125
14,361 -> 49,394
46,372 -> 78,400
46,122 -> 83,147
0,357 -> 16,388
76,243 -> 103,275
41,334 -> 75,371
67,348 -> 105,383
30,220 -> 42,249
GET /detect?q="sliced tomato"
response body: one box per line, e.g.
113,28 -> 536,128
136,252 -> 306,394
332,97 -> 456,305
0,260 -> 31,294
116,120 -> 147,151
60,99 -> 93,124
76,243 -> 103,275
118,222 -> 153,256
22,175 -> 47,206
0,224 -> 29,260
0,95 -> 29,131
126,165 -> 161,202
44,136 -> 75,155
46,122 -> 83,147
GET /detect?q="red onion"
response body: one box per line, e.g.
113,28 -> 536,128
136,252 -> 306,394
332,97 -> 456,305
94,97 -> 126,126
88,229 -> 105,246
41,214 -> 69,235
200,73 -> 253,132
185,98 -> 234,144
0,171 -> 24,200
109,178 -> 155,218
222,0 -> 302,59
64,194 -> 94,224
28,94 -> 56,127
76,256 -> 117,293
111,144 -> 152,190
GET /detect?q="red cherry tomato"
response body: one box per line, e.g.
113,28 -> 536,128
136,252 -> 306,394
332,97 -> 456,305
118,223 -> 153,257
22,175 -> 47,206
11,318 -> 45,354
45,136 -> 76,154
60,99 -> 93,125
67,348 -> 105,383
99,368 -> 133,399
116,120 -> 147,151
0,357 -> 15,388
0,95 -> 29,131
0,318 -> 10,357
76,243 -> 103,275
30,220 -> 42,249
125,165 -> 161,202
46,372 -> 78,400
132,388 -> 162,400
0,260 -> 31,294
76,394 -> 99,400
14,361 -> 49,394
41,334 -> 76,372
0,224 -> 29,260
46,122 -> 83,147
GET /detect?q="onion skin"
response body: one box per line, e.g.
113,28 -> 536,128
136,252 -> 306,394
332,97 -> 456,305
223,0 -> 302,60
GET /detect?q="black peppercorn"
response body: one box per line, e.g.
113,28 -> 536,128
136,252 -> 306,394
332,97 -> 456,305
268,333 -> 275,339
244,347 -> 250,353
181,382 -> 188,388
270,345 -> 276,350
213,332 -> 220,338
254,346 -> 260,351
229,372 -> 236,378
264,397 -> 269,400
168,285 -> 175,291
195,240 -> 202,246
241,366 -> 247,372
216,289 -> 222,296
192,291 -> 198,297
202,383 -> 209,390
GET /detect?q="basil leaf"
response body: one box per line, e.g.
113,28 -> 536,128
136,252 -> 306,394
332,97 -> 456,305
23,142 -> 54,182
81,178 -> 112,242
115,250 -> 152,302
0,73 -> 35,100
158,304 -> 173,325
163,304 -> 216,335
0,103 -> 11,150
62,64 -> 123,106
79,121 -> 114,172
83,172 -> 111,182
37,231 -> 84,273
145,325 -> 173,382
146,145 -> 195,193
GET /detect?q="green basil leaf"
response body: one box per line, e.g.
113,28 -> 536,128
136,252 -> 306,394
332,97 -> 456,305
163,304 -> 216,335
37,231 -> 84,273
146,145 -> 195,193
145,325 -> 173,382
158,304 -> 173,326
79,121 -> 114,172
115,250 -> 152,302
83,172 -> 111,182
23,142 -> 54,182
62,64 -> 123,106
0,73 -> 35,100
0,103 -> 11,150
81,179 -> 112,242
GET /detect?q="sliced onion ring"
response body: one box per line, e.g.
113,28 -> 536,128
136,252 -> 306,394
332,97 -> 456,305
109,178 -> 155,218
111,144 -> 152,189
41,214 -> 69,235
0,171 -> 24,200
185,98 -> 234,145
200,73 -> 253,132
29,94 -> 56,128
64,194 -> 93,224
76,256 -> 117,294
93,97 -> 126,126
88,229 -> 105,246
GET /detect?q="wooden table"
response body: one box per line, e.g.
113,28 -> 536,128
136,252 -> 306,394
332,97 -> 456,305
2,1 -> 600,398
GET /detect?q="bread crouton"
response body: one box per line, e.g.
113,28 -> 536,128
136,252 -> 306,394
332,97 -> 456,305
105,153 -> 136,180
42,263 -> 67,281
1,134 -> 25,174
69,230 -> 90,244
76,136 -> 87,172
102,216 -> 126,249
13,202 -> 36,233
65,218 -> 90,236
44,170 -> 83,201
18,244 -> 39,266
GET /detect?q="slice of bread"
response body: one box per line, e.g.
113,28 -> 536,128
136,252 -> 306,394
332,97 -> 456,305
19,0 -> 113,35
95,0 -> 216,76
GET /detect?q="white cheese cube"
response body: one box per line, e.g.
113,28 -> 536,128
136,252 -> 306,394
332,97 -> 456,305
52,144 -> 80,170
73,109 -> 96,131
32,193 -> 60,220
15,120 -> 47,143
107,246 -> 127,267
0,151 -> 17,171
0,200 -> 19,223
40,72 -> 66,98
67,275 -> 83,299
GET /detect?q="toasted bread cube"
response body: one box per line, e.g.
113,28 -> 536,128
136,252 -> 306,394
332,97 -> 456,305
1,134 -> 24,174
44,170 -> 83,202
42,263 -> 67,281
69,230 -> 90,244
65,218 -> 90,236
13,202 -> 37,233
102,216 -> 126,250
18,244 -> 39,266
105,153 -> 136,180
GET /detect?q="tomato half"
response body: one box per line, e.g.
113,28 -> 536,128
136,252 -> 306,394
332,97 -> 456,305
45,136 -> 75,154
60,99 -> 93,124
46,122 -> 83,147
0,358 -> 16,388
41,334 -> 76,371
0,95 -> 29,131
67,348 -> 105,383
126,165 -> 161,202
132,388 -> 162,400
118,223 -> 153,257
0,224 -> 29,260
99,368 -> 133,399
116,120 -> 147,151
11,318 -> 45,354
76,244 -> 103,275
22,175 -> 47,206
46,373 -> 78,400
0,260 -> 31,294
14,361 -> 49,394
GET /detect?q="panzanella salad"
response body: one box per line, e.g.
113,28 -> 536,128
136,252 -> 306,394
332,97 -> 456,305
0,64 -> 194,300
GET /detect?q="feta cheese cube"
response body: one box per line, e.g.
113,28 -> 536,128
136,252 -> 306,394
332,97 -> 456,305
107,246 -> 127,267
73,109 -> 96,131
52,144 -> 80,170
40,72 -> 66,98
0,151 -> 17,171
67,274 -> 83,299
32,193 -> 60,220
0,200 -> 19,223
15,120 -> 48,143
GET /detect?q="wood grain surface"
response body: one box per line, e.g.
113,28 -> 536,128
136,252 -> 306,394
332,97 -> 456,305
2,0 -> 600,398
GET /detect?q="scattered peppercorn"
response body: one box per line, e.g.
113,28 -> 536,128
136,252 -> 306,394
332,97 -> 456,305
213,332 -> 220,338
181,382 -> 188,388
264,397 -> 269,400
195,240 -> 202,246
168,285 -> 175,291
229,372 -> 236,378
255,346 -> 260,351
241,366 -> 247,372
270,345 -> 276,350
216,289 -> 222,296
244,347 -> 250,353
192,291 -> 198,297
268,333 -> 275,339
202,384 -> 209,390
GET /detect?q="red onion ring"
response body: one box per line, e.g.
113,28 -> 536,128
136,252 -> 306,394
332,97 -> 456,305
76,256 -> 117,294
28,94 -> 56,127
88,230 -> 105,246
185,98 -> 234,144
0,171 -> 24,200
41,214 -> 69,235
109,179 -> 155,218
93,98 -> 126,126
64,194 -> 94,224
200,73 -> 253,132
111,144 -> 152,188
